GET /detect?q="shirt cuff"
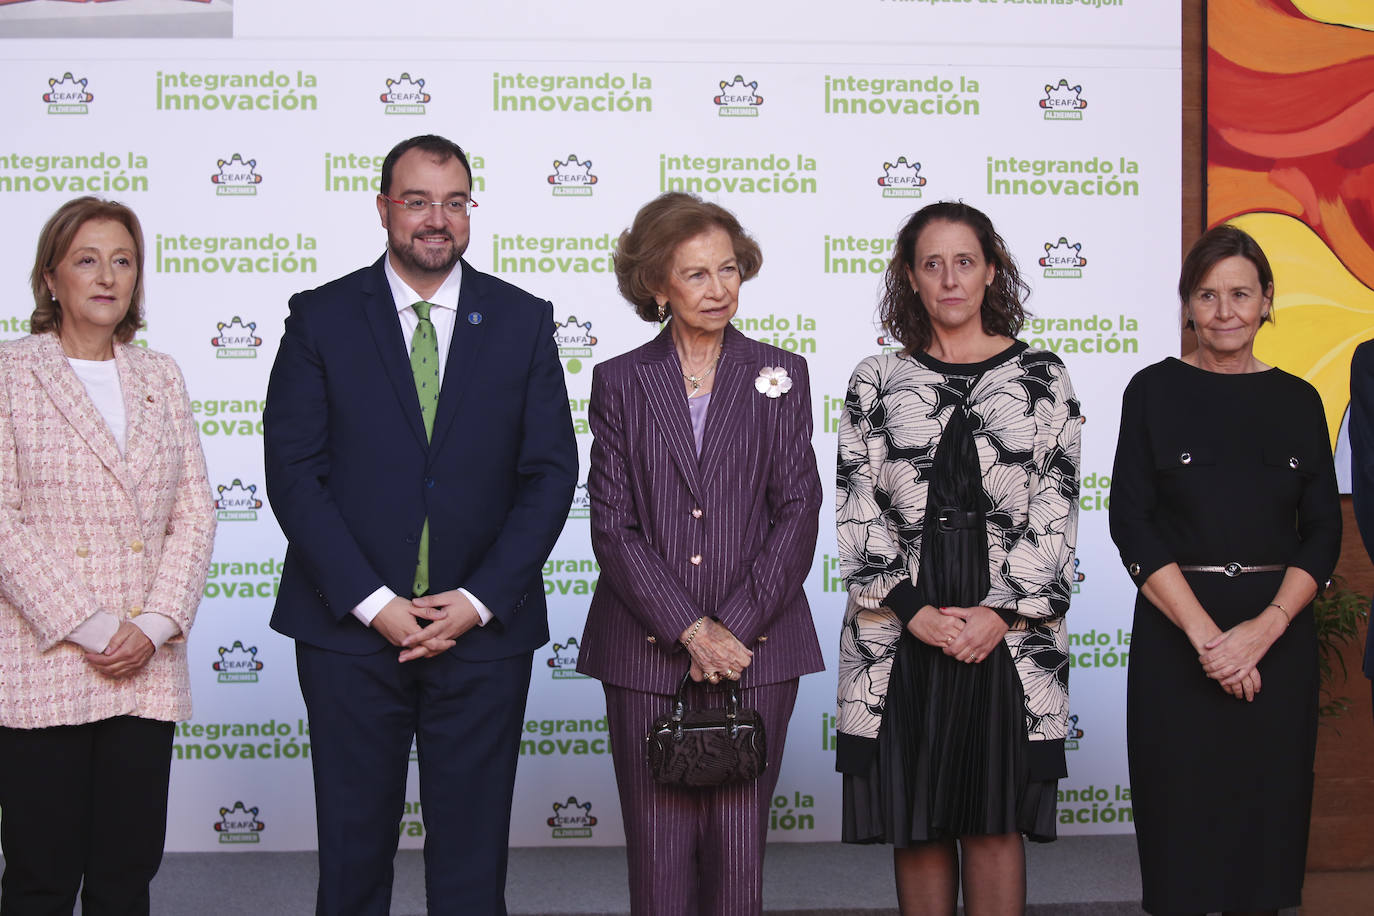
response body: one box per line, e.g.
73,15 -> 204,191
459,588 -> 493,626
884,580 -> 923,626
132,612 -> 179,650
991,607 -> 1021,627
67,610 -> 119,654
352,586 -> 397,627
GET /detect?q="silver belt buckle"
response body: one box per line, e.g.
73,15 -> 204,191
1223,562 -> 1242,577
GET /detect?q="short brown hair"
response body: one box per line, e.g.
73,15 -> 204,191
29,196 -> 146,344
880,201 -> 1028,355
380,134 -> 473,195
1179,224 -> 1275,328
613,192 -> 762,321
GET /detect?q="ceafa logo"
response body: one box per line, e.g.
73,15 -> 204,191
548,796 -> 597,839
877,157 -> 926,198
1072,557 -> 1086,594
876,329 -> 901,353
548,155 -> 598,197
213,641 -> 263,684
714,75 -> 764,118
381,72 -> 430,115
568,481 -> 590,520
211,317 -> 263,359
1065,713 -> 1085,752
214,801 -> 265,844
1040,79 -> 1087,120
44,72 -> 92,115
1039,237 -> 1087,279
211,154 -> 263,197
546,637 -> 588,679
553,314 -> 598,373
215,479 -> 263,522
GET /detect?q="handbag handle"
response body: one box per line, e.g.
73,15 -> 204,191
671,668 -> 742,737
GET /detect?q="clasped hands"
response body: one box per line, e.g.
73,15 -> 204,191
372,591 -> 482,662
680,617 -> 752,684
909,605 -> 1009,664
1195,609 -> 1284,702
84,620 -> 155,680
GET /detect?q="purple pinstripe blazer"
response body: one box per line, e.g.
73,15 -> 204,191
577,324 -> 824,695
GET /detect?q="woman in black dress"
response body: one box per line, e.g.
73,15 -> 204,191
1109,225 -> 1341,916
836,202 -> 1082,916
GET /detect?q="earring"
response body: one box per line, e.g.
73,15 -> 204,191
657,301 -> 668,323
49,292 -> 56,302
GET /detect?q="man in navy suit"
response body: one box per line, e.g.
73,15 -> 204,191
1348,339 -> 1374,722
264,134 -> 577,915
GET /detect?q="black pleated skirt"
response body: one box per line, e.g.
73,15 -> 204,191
842,635 -> 1059,845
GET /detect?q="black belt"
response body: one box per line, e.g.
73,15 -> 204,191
1178,563 -> 1284,578
935,508 -> 981,531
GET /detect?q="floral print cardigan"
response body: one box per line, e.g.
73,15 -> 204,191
835,343 -> 1082,765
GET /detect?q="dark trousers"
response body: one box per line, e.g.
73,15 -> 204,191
296,642 -> 533,916
0,716 -> 174,916
603,679 -> 798,916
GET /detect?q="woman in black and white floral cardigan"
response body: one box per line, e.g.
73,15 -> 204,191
835,201 -> 1081,916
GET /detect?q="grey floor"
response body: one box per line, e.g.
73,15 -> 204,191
48,837 -> 1152,915
6,836 -> 1309,914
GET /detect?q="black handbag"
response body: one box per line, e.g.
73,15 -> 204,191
645,670 -> 767,787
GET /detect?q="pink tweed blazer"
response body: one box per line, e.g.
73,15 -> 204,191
0,333 -> 215,728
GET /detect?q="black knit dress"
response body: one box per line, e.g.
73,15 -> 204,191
1109,358 -> 1341,914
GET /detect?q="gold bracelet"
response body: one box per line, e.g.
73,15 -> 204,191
682,617 -> 706,648
1265,602 -> 1291,627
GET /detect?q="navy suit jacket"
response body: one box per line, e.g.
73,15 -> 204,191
1348,339 -> 1374,679
577,325 -> 825,695
264,256 -> 577,658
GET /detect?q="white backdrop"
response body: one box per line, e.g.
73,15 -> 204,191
1,0 -> 1179,851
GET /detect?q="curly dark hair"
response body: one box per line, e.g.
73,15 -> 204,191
879,201 -> 1029,354
613,192 -> 762,322
29,196 -> 146,344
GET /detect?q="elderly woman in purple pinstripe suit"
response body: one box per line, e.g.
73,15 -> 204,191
577,192 -> 825,916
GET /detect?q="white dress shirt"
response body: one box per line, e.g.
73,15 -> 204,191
65,356 -> 179,653
349,254 -> 493,628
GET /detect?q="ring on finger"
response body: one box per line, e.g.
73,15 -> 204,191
724,668 -> 735,679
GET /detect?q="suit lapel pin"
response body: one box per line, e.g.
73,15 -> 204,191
468,312 -> 483,325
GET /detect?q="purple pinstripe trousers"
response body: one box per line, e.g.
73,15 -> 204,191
602,679 -> 798,916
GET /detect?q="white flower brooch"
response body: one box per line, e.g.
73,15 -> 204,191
754,366 -> 793,398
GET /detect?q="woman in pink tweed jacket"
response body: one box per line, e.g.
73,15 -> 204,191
0,197 -> 216,914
